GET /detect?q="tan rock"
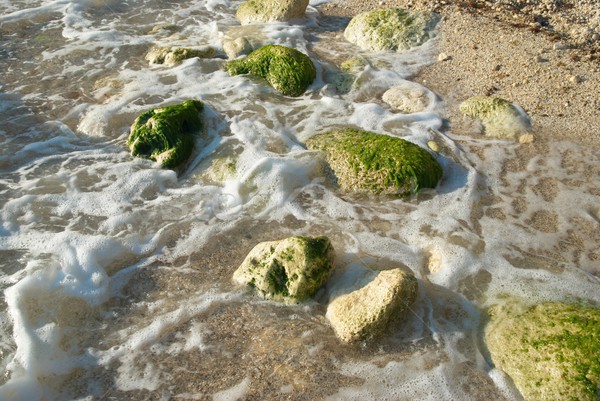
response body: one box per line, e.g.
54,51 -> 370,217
326,268 -> 418,342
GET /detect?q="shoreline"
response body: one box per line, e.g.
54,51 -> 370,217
316,0 -> 600,146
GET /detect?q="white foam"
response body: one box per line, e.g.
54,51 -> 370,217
212,377 -> 251,401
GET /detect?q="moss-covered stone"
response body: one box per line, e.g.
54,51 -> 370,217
485,302 -> 600,401
225,44 -> 316,97
344,8 -> 439,52
236,0 -> 309,25
305,129 -> 442,196
233,236 -> 335,303
146,46 -> 216,66
128,100 -> 203,168
326,268 -> 418,343
459,96 -> 531,139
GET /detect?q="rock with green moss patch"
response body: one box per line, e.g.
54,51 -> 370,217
344,8 -> 439,53
233,236 -> 335,303
128,100 -> 203,168
326,268 -> 418,343
485,302 -> 600,401
146,46 -> 216,66
225,44 -> 316,97
236,0 -> 309,25
305,129 -> 442,196
459,96 -> 531,139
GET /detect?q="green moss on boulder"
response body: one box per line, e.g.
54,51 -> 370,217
233,236 -> 335,303
145,46 -> 216,66
225,44 -> 316,97
236,0 -> 309,25
344,8 -> 439,52
128,100 -> 203,168
460,96 -> 531,139
485,302 -> 600,401
305,129 -> 442,196
327,268 -> 418,343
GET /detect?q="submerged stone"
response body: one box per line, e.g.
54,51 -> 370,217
485,302 -> 600,401
326,268 -> 418,343
236,0 -> 309,25
305,129 -> 442,196
223,37 -> 254,59
382,83 -> 432,113
459,95 -> 531,139
128,99 -> 203,168
233,236 -> 335,303
225,44 -> 316,97
146,46 -> 216,66
344,8 -> 439,53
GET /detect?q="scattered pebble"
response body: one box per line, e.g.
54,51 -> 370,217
519,133 -> 535,144
427,140 -> 440,152
438,52 -> 451,62
553,42 -> 570,50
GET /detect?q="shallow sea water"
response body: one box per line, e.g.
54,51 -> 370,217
0,0 -> 599,400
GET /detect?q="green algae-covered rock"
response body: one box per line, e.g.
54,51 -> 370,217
460,96 -> 531,139
225,44 -> 316,97
305,129 -> 442,196
236,0 -> 309,25
326,268 -> 418,343
128,100 -> 203,168
344,8 -> 439,53
485,302 -> 600,401
233,236 -> 335,303
145,46 -> 216,66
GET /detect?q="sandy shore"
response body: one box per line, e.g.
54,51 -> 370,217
317,0 -> 600,145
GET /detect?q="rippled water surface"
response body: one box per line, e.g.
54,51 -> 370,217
1,0 -> 599,399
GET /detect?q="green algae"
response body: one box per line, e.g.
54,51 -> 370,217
128,99 -> 203,168
233,236 -> 335,304
305,129 -> 442,196
485,302 -> 600,401
344,8 -> 439,52
224,44 -> 316,97
459,95 -> 531,139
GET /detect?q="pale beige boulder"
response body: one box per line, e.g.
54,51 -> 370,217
326,268 -> 418,342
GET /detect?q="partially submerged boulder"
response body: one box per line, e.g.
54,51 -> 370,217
225,44 -> 316,97
236,0 -> 309,25
485,302 -> 600,401
233,236 -> 335,303
344,8 -> 439,52
332,57 -> 369,94
305,129 -> 442,196
382,83 -> 432,113
128,99 -> 203,168
327,268 -> 418,343
223,37 -> 253,59
459,96 -> 531,139
146,46 -> 216,66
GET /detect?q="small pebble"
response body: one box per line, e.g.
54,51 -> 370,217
568,75 -> 582,83
553,42 -> 569,50
519,134 -> 535,144
437,52 -> 451,62
427,141 -> 440,152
